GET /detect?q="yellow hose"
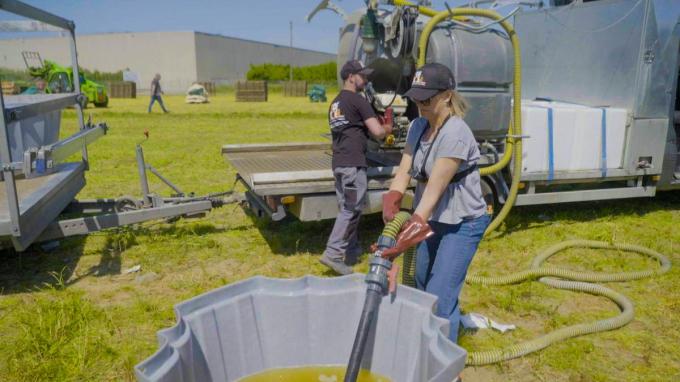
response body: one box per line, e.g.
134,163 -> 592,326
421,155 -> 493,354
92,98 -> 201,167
416,8 -> 522,235
392,0 -> 461,19
388,214 -> 671,365
384,5 -> 672,368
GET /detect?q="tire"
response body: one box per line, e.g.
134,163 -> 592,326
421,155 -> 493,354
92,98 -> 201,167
114,196 -> 142,213
94,97 -> 109,108
480,176 -> 500,217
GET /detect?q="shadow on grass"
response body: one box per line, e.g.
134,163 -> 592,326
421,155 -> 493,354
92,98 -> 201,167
244,208 -> 386,257
491,190 -> 680,238
0,235 -> 88,295
0,218 -> 236,295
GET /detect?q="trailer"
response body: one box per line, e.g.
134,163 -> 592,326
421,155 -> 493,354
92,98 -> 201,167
224,0 -> 680,222
0,1 -> 227,251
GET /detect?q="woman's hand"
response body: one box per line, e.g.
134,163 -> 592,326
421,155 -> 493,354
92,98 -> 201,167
380,213 -> 433,260
382,190 -> 403,223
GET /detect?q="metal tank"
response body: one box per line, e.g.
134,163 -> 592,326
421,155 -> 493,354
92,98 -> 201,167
338,8 -> 514,141
426,26 -> 513,140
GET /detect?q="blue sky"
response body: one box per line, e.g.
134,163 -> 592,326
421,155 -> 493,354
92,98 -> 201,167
0,1 -> 470,54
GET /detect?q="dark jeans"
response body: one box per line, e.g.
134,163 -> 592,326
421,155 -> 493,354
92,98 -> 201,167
415,213 -> 491,343
148,95 -> 168,113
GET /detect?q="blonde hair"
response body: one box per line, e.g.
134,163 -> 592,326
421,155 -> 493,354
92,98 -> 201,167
447,90 -> 469,118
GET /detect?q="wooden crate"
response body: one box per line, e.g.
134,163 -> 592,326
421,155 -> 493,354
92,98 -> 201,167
236,81 -> 268,102
198,81 -> 216,95
108,81 -> 136,98
1,81 -> 19,96
283,81 -> 307,97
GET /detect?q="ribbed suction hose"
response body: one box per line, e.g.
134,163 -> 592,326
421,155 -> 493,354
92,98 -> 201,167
387,213 -> 671,366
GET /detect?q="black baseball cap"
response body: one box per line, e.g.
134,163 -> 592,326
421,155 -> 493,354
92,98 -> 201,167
340,60 -> 374,80
403,63 -> 456,101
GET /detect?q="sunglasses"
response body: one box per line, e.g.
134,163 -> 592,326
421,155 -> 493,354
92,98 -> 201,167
415,91 -> 443,106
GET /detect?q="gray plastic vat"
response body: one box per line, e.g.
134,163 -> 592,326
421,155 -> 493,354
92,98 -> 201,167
135,274 -> 466,382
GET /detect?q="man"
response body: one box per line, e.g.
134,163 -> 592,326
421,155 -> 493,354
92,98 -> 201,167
148,73 -> 169,113
319,60 -> 392,275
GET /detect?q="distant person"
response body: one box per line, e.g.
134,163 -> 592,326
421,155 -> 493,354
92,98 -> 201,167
148,73 -> 169,113
22,78 -> 46,94
319,60 -> 392,275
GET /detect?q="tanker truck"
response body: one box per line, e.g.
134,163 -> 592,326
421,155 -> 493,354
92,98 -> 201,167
222,0 -> 680,222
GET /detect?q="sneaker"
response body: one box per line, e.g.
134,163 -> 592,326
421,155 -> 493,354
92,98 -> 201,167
344,255 -> 359,266
344,247 -> 363,266
319,256 -> 354,275
344,250 -> 364,266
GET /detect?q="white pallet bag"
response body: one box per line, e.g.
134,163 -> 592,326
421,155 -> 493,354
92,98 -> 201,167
520,100 -> 627,176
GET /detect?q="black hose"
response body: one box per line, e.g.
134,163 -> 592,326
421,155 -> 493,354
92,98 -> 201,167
344,214 -> 409,381
344,288 -> 382,382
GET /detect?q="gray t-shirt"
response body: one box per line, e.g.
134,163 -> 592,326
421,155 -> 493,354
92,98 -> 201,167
406,116 -> 486,225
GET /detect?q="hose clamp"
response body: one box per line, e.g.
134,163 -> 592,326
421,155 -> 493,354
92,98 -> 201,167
365,256 -> 393,293
376,235 -> 397,250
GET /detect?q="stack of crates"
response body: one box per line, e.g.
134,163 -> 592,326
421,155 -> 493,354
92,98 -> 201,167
108,81 -> 136,98
1,81 -> 19,96
198,81 -> 216,96
283,81 -> 307,97
236,81 -> 268,102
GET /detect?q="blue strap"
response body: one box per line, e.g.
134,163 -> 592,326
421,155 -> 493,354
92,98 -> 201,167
36,158 -> 46,174
547,107 -> 554,183
600,108 -> 607,178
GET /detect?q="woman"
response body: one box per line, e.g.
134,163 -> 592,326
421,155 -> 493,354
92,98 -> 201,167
380,63 -> 490,343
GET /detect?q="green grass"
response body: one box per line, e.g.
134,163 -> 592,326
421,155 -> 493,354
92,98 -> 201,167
0,93 -> 679,381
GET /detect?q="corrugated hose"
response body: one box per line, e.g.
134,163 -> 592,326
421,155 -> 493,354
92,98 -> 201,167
379,0 -> 673,368
385,213 -> 671,366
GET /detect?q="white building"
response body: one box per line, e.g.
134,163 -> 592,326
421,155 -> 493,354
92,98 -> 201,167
0,31 -> 336,93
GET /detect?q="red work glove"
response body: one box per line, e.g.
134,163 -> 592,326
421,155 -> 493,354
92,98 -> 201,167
377,114 -> 393,136
382,190 -> 403,223
380,214 -> 433,260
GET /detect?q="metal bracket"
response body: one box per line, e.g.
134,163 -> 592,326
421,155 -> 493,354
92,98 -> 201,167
23,122 -> 107,176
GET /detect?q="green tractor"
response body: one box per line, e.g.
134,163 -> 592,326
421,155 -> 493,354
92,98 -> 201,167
22,51 -> 109,108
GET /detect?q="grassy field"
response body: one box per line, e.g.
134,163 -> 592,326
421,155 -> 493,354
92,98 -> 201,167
0,90 -> 678,381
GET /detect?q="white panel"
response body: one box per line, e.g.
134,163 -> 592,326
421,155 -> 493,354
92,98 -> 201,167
520,100 -> 627,176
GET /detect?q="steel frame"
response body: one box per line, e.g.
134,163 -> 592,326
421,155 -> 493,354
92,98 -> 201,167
0,0 -> 86,242
0,1 -> 230,250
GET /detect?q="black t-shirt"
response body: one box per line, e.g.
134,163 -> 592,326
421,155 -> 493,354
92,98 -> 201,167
328,90 -> 376,169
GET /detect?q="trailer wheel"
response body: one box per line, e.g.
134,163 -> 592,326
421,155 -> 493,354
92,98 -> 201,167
94,97 -> 109,108
115,196 -> 142,213
481,176 -> 499,217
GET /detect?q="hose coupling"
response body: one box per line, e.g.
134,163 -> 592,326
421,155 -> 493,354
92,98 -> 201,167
376,235 -> 397,250
365,255 -> 393,294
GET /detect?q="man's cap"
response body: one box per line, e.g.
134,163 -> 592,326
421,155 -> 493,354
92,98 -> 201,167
340,60 -> 374,80
403,63 -> 456,102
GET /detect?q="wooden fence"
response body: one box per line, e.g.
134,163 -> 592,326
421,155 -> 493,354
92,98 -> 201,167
283,81 -> 307,97
108,81 -> 136,98
1,81 -> 19,96
198,81 -> 216,95
236,81 -> 268,102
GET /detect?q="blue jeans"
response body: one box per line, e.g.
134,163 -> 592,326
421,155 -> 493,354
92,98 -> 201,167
148,95 -> 168,113
415,214 -> 491,343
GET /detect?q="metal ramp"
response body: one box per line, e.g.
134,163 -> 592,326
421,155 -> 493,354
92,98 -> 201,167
222,142 -> 402,196
222,142 -> 405,221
